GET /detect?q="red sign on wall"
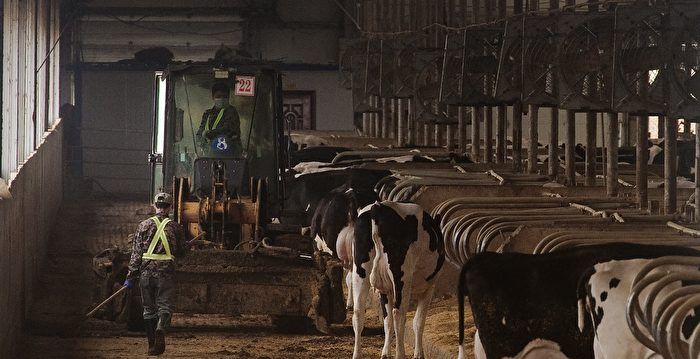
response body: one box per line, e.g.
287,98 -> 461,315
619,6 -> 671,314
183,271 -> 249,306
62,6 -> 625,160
235,76 -> 255,96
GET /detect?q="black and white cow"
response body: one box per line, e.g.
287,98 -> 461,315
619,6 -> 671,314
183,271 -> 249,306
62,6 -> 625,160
457,243 -> 700,359
310,185 -> 378,309
352,201 -> 445,359
577,257 -> 700,359
283,168 -> 391,224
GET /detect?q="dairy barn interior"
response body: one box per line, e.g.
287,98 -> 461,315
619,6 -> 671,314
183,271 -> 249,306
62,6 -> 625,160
2,0 -> 700,358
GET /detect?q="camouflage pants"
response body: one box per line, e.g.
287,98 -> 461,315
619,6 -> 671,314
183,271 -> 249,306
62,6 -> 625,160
139,275 -> 174,325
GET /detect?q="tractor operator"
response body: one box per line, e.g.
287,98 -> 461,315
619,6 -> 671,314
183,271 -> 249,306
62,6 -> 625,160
196,82 -> 243,157
123,192 -> 187,356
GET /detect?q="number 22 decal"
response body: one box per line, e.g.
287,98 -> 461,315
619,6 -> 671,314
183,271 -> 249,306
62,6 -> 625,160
235,76 -> 255,96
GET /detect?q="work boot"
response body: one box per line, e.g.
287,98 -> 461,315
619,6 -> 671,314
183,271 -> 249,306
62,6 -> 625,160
145,318 -> 157,355
152,314 -> 171,355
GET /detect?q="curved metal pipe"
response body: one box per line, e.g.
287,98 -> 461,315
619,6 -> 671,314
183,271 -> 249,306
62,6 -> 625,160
667,221 -> 700,237
374,174 -> 400,200
433,196 -> 636,220
532,229 -> 677,254
644,273 -> 700,336
476,216 -> 597,254
689,318 -> 700,359
628,271 -> 667,352
655,291 -> 691,359
647,274 -> 700,332
439,203 -> 569,229
543,236 -> 699,254
567,240 -> 700,251
653,285 -> 700,359
627,257 -> 700,352
660,286 -> 700,359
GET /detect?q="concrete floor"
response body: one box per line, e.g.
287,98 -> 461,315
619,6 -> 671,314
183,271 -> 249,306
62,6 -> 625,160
20,196 -> 389,359
20,193 -> 471,359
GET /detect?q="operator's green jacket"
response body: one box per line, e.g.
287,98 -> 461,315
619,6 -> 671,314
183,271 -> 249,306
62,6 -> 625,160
196,105 -> 242,146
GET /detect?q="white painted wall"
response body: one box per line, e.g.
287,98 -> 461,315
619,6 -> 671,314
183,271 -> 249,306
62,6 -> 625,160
506,108 -> 644,147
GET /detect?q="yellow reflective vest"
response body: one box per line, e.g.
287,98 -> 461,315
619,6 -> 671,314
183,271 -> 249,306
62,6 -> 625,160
142,216 -> 174,261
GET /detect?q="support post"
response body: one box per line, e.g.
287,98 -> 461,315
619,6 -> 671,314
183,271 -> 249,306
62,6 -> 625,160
446,124 -> 453,151
381,97 -> 389,138
620,112 -> 630,147
548,0 -> 559,179
585,112 -> 597,186
548,108 -> 559,180
606,112 -> 619,197
397,98 -> 405,147
695,123 -> 699,222
458,106 -> 467,153
664,116 -> 677,214
423,123 -> 430,146
375,97 -> 382,137
407,98 -> 415,145
369,97 -> 377,137
484,106 -> 493,163
471,106 -> 482,162
434,124 -> 443,148
513,101 -> 523,171
565,110 -> 576,186
636,115 -> 648,209
527,104 -> 539,174
362,113 -> 370,137
496,105 -> 506,164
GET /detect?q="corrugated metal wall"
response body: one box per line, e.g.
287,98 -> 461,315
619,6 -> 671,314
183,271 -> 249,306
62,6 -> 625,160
2,0 -> 61,180
0,126 -> 63,359
80,71 -> 154,195
0,0 -> 63,355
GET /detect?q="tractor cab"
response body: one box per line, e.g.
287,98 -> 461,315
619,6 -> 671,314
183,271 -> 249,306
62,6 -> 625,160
150,63 -> 287,248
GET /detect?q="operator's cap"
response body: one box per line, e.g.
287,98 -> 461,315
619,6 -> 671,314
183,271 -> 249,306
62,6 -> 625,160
154,192 -> 173,206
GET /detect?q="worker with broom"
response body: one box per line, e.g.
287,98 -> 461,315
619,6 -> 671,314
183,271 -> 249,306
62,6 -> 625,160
123,192 -> 187,355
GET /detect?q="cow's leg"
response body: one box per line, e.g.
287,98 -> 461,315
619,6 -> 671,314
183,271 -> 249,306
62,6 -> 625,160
412,286 -> 435,359
472,330 -> 486,359
345,269 -> 353,309
380,293 -> 394,359
393,306 -> 408,359
394,281 -> 413,359
375,290 -> 384,323
352,273 -> 370,359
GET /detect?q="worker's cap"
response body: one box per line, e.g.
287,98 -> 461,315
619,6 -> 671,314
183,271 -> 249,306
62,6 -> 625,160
154,192 -> 173,206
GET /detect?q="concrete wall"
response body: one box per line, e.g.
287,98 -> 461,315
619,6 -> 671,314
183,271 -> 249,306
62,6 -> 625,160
0,125 -> 63,359
255,0 -> 354,130
80,71 -> 154,195
282,71 -> 353,130
79,15 -> 244,62
255,0 -> 341,64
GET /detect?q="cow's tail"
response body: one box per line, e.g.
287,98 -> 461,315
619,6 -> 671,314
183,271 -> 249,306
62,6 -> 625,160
343,187 -> 359,224
424,212 -> 445,282
309,197 -> 326,241
576,265 -> 597,333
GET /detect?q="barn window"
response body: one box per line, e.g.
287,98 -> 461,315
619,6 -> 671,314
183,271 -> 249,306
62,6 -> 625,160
1,0 -> 61,181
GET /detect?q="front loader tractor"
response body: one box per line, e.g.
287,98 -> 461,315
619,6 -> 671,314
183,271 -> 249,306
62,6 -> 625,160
141,61 -> 345,332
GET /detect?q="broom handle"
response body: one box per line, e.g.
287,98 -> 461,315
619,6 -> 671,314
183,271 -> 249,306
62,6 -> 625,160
86,285 -> 128,317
